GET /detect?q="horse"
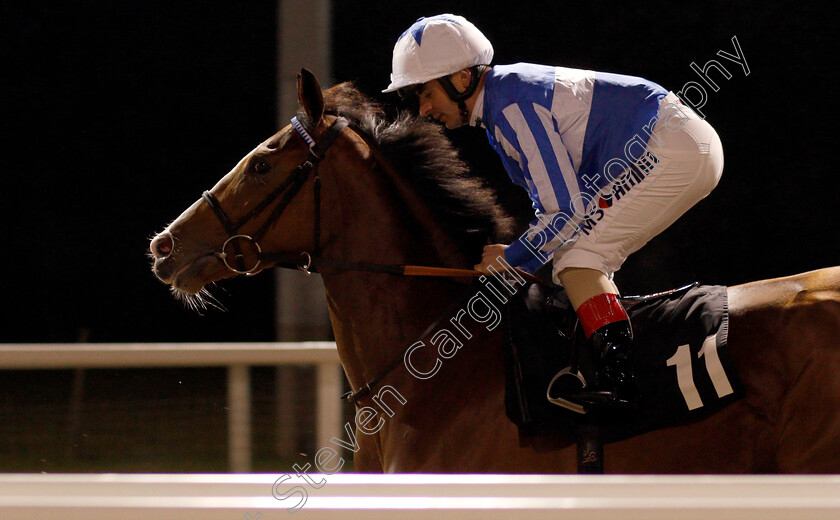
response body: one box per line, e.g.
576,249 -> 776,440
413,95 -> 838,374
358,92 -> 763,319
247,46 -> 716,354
149,69 -> 840,473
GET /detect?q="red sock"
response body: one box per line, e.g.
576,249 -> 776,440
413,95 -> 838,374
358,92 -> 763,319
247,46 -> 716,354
576,293 -> 629,338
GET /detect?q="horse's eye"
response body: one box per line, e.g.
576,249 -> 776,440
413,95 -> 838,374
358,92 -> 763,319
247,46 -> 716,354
254,161 -> 271,174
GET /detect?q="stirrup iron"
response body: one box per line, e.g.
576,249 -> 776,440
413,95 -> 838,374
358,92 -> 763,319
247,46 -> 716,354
546,366 -> 589,415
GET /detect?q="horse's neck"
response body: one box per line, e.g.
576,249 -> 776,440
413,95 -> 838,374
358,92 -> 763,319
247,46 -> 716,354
324,273 -> 463,391
321,157 -> 473,392
323,147 -> 474,278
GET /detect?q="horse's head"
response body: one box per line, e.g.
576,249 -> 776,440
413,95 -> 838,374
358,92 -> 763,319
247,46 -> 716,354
151,68 -> 517,308
149,69 -> 345,301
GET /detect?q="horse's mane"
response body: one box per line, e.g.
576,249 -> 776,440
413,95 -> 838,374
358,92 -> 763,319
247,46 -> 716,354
317,82 -> 516,257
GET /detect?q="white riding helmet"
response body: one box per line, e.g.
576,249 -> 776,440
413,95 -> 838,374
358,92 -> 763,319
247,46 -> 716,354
383,14 -> 494,94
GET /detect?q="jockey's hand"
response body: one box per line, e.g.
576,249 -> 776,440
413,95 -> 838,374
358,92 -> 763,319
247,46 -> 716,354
474,244 -> 509,274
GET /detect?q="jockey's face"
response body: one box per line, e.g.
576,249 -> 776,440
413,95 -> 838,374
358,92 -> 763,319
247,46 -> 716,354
417,79 -> 464,129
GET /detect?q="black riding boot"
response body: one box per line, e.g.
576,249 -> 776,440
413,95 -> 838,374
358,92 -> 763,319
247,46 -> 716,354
573,319 -> 638,411
547,292 -> 638,413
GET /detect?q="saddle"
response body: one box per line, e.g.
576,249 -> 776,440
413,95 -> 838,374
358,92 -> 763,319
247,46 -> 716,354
502,282 -> 744,444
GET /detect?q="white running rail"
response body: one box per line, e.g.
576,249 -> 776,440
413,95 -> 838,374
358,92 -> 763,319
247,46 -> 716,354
0,342 -> 342,472
1,473 -> 839,519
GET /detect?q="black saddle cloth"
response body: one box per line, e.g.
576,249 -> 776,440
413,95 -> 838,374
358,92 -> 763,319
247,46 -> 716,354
502,282 -> 743,443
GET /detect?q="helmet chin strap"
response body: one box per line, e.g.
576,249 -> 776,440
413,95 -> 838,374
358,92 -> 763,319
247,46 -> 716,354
458,101 -> 470,124
437,65 -> 487,124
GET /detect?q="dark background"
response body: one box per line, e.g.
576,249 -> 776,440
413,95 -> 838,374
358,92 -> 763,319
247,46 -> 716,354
3,0 -> 838,344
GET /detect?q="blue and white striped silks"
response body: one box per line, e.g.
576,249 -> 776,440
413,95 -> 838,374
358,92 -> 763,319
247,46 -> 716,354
476,63 -> 667,272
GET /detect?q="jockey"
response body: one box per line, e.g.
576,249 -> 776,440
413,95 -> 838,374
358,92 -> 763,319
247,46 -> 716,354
384,14 -> 724,412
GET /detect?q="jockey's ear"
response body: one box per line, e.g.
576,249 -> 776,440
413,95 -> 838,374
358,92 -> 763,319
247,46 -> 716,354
297,68 -> 324,125
445,69 -> 471,93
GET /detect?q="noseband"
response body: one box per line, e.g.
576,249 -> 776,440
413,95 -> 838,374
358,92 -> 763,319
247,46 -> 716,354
202,115 -> 348,275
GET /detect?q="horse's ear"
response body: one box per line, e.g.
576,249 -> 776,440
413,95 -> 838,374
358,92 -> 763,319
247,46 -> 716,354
297,68 -> 324,125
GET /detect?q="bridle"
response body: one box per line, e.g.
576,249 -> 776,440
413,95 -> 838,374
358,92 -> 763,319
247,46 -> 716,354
202,113 -> 517,281
202,115 -> 348,276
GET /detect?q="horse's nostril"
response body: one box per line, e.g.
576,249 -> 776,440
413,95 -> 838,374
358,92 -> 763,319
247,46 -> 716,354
151,233 -> 174,259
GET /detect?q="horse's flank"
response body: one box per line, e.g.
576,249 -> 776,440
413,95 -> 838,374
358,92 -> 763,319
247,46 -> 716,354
726,266 -> 840,472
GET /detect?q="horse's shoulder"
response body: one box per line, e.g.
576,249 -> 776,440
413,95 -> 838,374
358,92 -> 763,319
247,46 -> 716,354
727,266 -> 840,319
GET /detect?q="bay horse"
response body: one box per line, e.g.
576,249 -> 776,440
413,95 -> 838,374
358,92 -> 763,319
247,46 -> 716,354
150,70 -> 840,473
